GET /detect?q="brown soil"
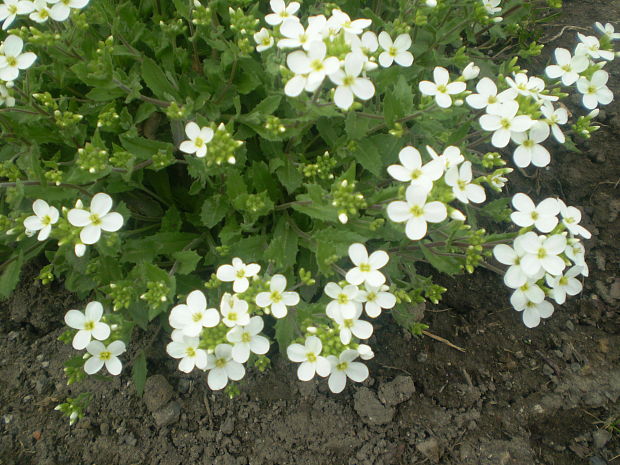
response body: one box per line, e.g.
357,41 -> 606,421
1,1 -> 619,464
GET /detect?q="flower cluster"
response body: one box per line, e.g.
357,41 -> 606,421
63,301 -> 126,376
254,2 -> 413,109
165,258 -> 302,390
179,121 -> 243,165
22,192 -> 123,257
287,243 -> 394,393
386,144 -> 490,240
493,193 -> 590,328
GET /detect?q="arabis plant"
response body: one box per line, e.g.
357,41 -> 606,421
0,0 -> 614,421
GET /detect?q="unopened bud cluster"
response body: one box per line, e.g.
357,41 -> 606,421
77,143 -> 108,174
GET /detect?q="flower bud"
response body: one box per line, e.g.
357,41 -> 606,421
462,62 -> 480,80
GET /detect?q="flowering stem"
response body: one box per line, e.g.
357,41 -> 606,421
0,180 -> 92,197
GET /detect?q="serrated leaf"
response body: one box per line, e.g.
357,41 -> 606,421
353,139 -> 382,176
141,57 -> 179,100
276,159 -> 302,194
132,351 -> 147,397
419,244 -> 462,274
172,250 -> 201,275
264,216 -> 298,270
201,195 -> 227,228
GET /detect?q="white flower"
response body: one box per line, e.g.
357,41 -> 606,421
84,340 -> 126,375
426,145 -> 464,171
23,199 -> 59,241
358,284 -> 396,318
387,185 -> 447,241
265,0 -> 300,26
323,9 -> 370,37
332,304 -> 373,345
493,241 -> 528,289
285,41 -> 340,95
481,0 -> 501,16
166,333 -> 208,373
419,66 -> 466,108
519,232 -> 567,277
510,278 -> 546,311
0,35 -> 37,82
511,122 -> 551,168
74,241 -> 86,257
345,243 -> 389,287
545,48 -> 589,86
513,298 -> 554,328
216,257 -> 261,293
488,169 -> 512,190
0,82 -> 15,107
462,62 -> 480,80
326,349 -> 369,393
0,0 -> 34,30
546,266 -> 583,305
220,293 -> 250,327
324,282 -> 361,319
356,344 -> 375,360
64,301 -> 110,350
540,102 -> 568,143
575,33 -> 615,61
595,22 -> 620,41
67,192 -> 123,245
465,77 -> 517,113
179,121 -> 213,158
444,161 -> 486,204
169,290 -> 220,337
226,316 -> 270,363
576,70 -> 613,110
377,32 -> 413,68
510,193 -> 559,233
557,199 -> 591,239
253,27 -> 274,52
478,100 -> 534,148
278,16 -> 325,50
329,52 -> 375,110
255,274 -> 300,318
47,0 -> 89,22
505,73 -> 541,99
387,145 -> 444,192
29,0 -> 50,22
565,238 -> 588,277
287,336 -> 331,381
205,343 -> 245,390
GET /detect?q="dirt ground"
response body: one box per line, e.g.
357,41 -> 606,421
1,1 -> 619,464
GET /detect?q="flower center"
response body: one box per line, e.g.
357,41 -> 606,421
8,5 -> 17,14
306,352 -> 317,362
261,37 -> 271,46
194,137 -> 204,148
411,168 -> 422,180
436,84 -> 447,93
359,263 -> 371,272
488,95 -> 497,104
336,361 -> 348,371
530,211 -> 539,220
523,139 -> 534,148
186,347 -> 196,357
228,312 -> 237,321
337,293 -> 349,305
343,318 -> 354,328
215,358 -> 226,368
457,179 -> 467,190
89,213 -> 102,225
192,312 -> 202,322
389,46 -> 398,57
537,248 -> 547,259
559,276 -> 568,286
310,59 -> 324,72
241,332 -> 251,343
84,321 -> 95,331
587,85 -> 596,94
561,64 -> 571,72
6,56 -> 17,67
270,290 -> 282,303
236,270 -> 246,278
409,205 -> 424,217
343,75 -> 355,87
99,350 -> 111,361
500,118 -> 511,129
41,215 -> 52,226
366,291 -> 377,302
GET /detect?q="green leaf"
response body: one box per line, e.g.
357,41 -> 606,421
141,57 -> 179,100
264,216 -> 298,270
172,250 -> 201,275
274,313 -> 297,355
201,195 -> 228,228
132,351 -> 147,397
345,113 -> 371,140
0,250 -> 23,300
353,139 -> 382,177
253,95 -> 282,116
419,244 -> 462,274
226,171 -> 247,199
276,159 -> 302,194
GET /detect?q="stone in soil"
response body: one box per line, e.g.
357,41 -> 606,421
144,375 -> 174,413
353,387 -> 395,426
416,437 -> 441,463
377,375 -> 415,407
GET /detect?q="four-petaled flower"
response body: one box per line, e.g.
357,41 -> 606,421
255,274 -> 300,318
84,340 -> 126,375
0,0 -> 34,29
64,301 -> 111,350
220,293 -> 251,327
387,145 -> 444,192
169,290 -> 220,337
226,316 -> 270,363
205,343 -> 245,390
326,349 -> 369,393
166,332 -> 208,373
0,34 -> 37,81
47,0 -> 89,22
329,52 -> 375,110
387,185 -> 447,240
179,121 -> 214,158
419,66 -> 466,108
265,0 -> 300,26
377,32 -> 413,68
287,336 -> 331,381
67,192 -> 123,245
444,161 -> 486,204
23,199 -> 58,241
345,243 -> 389,287
216,258 -> 261,293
